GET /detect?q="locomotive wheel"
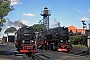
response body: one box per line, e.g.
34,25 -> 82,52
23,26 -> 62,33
37,44 -> 42,49
17,48 -> 20,52
15,45 -> 17,48
37,44 -> 44,49
48,45 -> 52,50
45,46 -> 48,50
17,46 -> 20,52
67,48 -> 70,53
51,45 -> 56,50
45,45 -> 51,50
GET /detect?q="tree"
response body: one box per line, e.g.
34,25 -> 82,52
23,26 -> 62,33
32,24 -> 42,32
0,0 -> 14,31
4,27 -> 17,33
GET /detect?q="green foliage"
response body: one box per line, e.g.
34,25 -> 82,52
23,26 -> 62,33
0,18 -> 6,24
72,44 -> 86,47
0,0 -> 14,31
70,36 -> 82,45
32,24 -> 42,32
0,0 -> 14,17
4,27 -> 17,33
70,36 -> 87,46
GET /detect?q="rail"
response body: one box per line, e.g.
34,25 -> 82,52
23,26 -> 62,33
23,53 -> 31,60
31,53 -> 51,60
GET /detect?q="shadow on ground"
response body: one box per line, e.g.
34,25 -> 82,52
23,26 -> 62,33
0,50 -> 14,55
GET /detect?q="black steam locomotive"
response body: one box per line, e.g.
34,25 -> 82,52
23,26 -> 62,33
15,26 -> 37,53
36,26 -> 72,52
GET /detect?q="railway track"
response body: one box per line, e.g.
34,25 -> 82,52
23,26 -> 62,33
68,47 -> 89,56
13,47 -> 89,60
31,53 -> 51,60
1,42 -> 89,60
23,53 -> 31,60
15,52 -> 51,60
38,49 -> 89,60
69,49 -> 89,56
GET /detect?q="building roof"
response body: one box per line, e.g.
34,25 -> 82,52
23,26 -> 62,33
68,26 -> 77,33
68,25 -> 85,33
68,26 -> 77,29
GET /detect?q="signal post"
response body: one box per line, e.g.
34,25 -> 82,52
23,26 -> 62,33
86,30 -> 90,55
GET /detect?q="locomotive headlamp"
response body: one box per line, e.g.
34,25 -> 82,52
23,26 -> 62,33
31,40 -> 34,43
22,40 -> 25,43
68,40 -> 70,42
24,34 -> 26,35
27,26 -> 29,28
61,40 -> 63,42
44,37 -> 46,39
24,34 -> 30,36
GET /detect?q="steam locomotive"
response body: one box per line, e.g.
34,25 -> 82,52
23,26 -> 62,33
36,26 -> 72,52
14,26 -> 37,53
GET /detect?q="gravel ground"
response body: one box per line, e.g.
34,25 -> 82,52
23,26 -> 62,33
0,43 -> 89,60
39,49 -> 89,60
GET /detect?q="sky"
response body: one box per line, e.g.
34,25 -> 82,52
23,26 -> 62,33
0,0 -> 90,37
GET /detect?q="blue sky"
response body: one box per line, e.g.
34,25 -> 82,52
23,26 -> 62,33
0,0 -> 90,37
7,0 -> 90,28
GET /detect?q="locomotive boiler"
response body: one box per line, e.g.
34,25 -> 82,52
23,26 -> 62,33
36,26 -> 72,52
14,26 -> 37,53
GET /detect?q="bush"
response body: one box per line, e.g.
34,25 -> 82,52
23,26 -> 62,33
70,36 -> 82,45
72,44 -> 86,47
70,36 -> 87,46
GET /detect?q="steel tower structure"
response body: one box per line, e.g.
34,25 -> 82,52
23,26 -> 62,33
40,7 -> 51,31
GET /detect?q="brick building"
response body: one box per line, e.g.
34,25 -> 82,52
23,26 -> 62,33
68,25 -> 86,34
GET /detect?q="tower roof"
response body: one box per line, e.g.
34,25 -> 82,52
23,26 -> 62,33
44,7 -> 48,9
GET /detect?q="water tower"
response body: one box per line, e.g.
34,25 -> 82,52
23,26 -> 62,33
40,7 -> 51,30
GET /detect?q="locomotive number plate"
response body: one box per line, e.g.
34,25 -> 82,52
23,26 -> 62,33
27,47 -> 30,49
50,43 -> 55,44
